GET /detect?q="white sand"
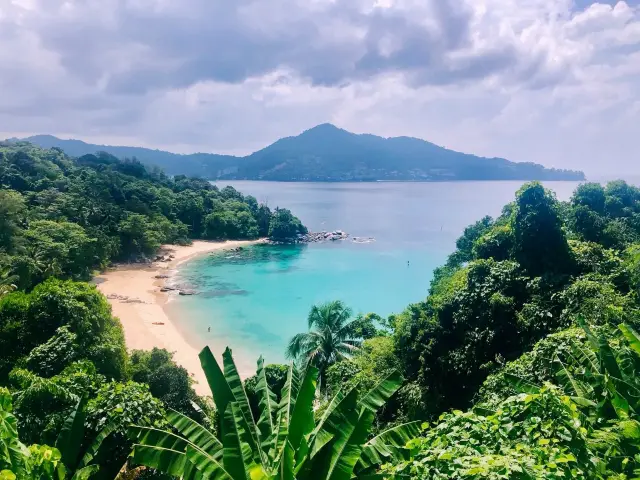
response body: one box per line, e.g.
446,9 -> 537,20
95,240 -> 262,396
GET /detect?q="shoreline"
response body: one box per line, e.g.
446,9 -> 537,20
95,240 -> 263,396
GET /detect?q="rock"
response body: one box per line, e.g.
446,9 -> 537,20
179,289 -> 197,296
160,286 -> 176,292
155,274 -> 170,279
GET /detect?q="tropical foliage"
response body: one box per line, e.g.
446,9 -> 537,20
3,139 -> 640,479
129,347 -> 419,479
286,300 -> 362,388
0,387 -> 114,480
0,142 -> 307,291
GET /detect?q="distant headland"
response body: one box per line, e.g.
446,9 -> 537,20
12,124 -> 585,182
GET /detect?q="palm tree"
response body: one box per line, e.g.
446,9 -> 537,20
286,300 -> 361,387
0,263 -> 18,297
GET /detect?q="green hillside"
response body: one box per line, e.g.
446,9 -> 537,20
20,124 -> 585,181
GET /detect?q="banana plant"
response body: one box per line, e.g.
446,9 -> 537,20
506,322 -> 640,420
54,397 -> 119,480
0,390 -> 113,480
129,347 -> 419,479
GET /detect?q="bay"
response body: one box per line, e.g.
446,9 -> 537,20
169,181 -> 582,369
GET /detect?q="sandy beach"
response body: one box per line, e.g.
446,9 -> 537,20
95,240 -> 261,396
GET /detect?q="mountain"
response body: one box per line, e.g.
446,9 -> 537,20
20,135 -> 239,178
18,125 -> 585,181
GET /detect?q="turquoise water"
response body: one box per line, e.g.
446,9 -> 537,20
170,181 -> 582,367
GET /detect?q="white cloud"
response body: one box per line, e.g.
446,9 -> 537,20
0,0 -> 639,175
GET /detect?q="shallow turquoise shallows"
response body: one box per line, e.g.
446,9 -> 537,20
169,180 -> 582,367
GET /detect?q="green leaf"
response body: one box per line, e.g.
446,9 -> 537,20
77,420 -> 118,468
128,426 -> 188,451
70,465 -> 100,480
199,347 -> 234,425
358,421 -> 422,471
288,366 -> 318,452
596,333 -> 622,379
278,441 -> 295,480
185,444 -> 234,480
323,409 -> 376,480
309,387 -> 358,459
553,354 -> 588,398
132,444 -> 187,477
222,402 -> 253,480
273,363 -> 298,460
0,390 -> 12,412
255,356 -> 278,441
167,408 -> 222,457
56,397 -> 87,470
503,373 -> 541,394
222,348 -> 261,457
619,324 -> 640,357
358,370 -> 403,413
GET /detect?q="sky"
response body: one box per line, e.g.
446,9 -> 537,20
1,0 -> 639,176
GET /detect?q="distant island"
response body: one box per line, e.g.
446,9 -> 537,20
15,124 -> 585,181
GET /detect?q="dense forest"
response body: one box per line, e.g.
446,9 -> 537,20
1,140 -> 639,479
0,142 -> 306,292
21,124 -> 585,181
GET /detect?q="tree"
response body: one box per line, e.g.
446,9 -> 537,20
0,387 -> 112,480
86,381 -> 165,479
0,190 -> 25,252
268,208 -> 307,242
0,279 -> 127,381
129,346 -> 419,479
446,216 -> 493,268
118,214 -> 164,259
286,300 -> 361,388
23,221 -> 96,281
129,348 -> 202,421
512,182 -> 573,276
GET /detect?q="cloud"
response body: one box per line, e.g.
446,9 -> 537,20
0,0 -> 639,175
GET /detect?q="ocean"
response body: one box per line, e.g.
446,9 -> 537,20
168,181 -> 583,369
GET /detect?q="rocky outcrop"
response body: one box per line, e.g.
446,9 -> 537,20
298,230 -> 350,243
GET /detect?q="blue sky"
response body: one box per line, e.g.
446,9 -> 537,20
1,0 -> 639,175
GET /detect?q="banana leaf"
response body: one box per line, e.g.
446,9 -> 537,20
287,366 -> 318,452
619,324 -> 640,357
222,348 -> 262,459
70,465 -> 100,480
308,387 -> 358,459
132,445 -> 186,477
313,408 -> 375,480
357,421 -> 422,471
185,444 -> 234,480
128,426 -> 188,452
56,396 -> 87,470
273,364 -> 298,460
255,356 -> 278,441
77,420 -> 118,469
166,408 -> 222,456
503,373 -> 541,394
359,371 -> 403,413
222,402 -> 254,480
553,354 -> 588,398
199,347 -> 234,424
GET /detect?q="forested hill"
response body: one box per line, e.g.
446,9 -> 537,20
0,141 -> 306,291
18,124 -> 585,181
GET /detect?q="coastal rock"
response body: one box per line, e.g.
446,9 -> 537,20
179,289 -> 197,296
294,230 -> 350,243
155,274 -> 170,279
160,286 -> 177,292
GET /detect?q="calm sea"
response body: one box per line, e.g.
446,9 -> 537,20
169,181 -> 583,370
